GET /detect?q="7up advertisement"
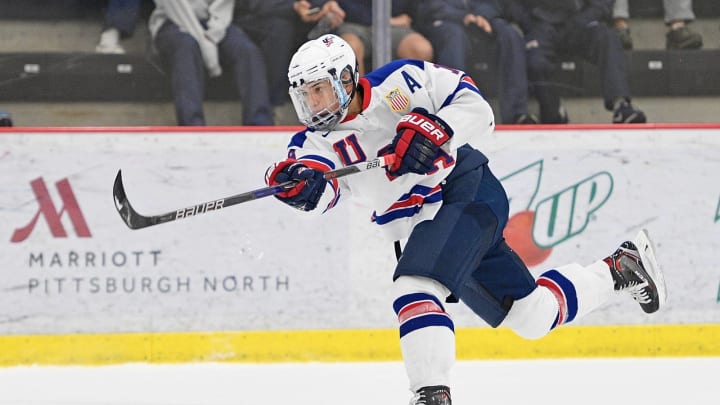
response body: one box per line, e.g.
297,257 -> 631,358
466,128 -> 720,326
501,160 -> 613,267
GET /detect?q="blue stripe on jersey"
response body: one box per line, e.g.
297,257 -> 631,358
323,180 -> 341,212
373,185 -> 442,225
374,195 -> 442,224
458,82 -> 482,96
393,292 -> 445,314
288,130 -> 310,149
298,154 -> 336,170
399,313 -> 455,338
539,269 -> 579,324
440,74 -> 483,109
365,59 -> 425,87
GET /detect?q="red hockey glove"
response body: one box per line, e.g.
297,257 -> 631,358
387,107 -> 453,176
265,159 -> 327,211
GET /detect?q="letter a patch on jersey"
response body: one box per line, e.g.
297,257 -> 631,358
385,87 -> 410,112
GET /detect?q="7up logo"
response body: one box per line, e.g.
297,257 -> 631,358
533,172 -> 613,247
501,160 -> 613,267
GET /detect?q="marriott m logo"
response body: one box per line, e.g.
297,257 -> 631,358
11,177 -> 91,243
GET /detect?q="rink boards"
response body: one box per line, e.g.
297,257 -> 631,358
0,125 -> 718,365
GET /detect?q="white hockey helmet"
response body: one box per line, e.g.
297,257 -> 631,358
287,34 -> 359,131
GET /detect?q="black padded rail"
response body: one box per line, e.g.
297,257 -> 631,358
468,49 -> 720,99
0,50 -> 719,102
0,0 -> 155,20
0,53 -> 243,102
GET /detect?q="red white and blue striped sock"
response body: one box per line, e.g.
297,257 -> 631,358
393,285 -> 455,392
501,261 -> 615,339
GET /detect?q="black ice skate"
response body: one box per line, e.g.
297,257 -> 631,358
409,386 -> 451,405
604,229 -> 667,313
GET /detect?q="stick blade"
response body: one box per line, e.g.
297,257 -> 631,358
113,170 -> 155,230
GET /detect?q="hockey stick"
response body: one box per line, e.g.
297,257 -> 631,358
113,154 -> 396,230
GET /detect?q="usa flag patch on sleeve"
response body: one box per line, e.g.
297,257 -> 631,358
385,87 -> 410,112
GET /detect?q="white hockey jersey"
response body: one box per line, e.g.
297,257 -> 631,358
281,59 -> 495,240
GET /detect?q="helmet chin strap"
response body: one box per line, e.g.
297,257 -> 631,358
339,62 -> 359,112
344,80 -> 362,117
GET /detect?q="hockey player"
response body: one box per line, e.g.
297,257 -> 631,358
265,34 -> 666,405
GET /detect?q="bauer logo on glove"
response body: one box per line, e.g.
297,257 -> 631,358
397,112 -> 452,145
388,107 -> 454,176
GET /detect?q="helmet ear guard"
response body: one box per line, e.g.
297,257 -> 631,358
287,34 -> 359,131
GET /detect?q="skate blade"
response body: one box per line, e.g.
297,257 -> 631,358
633,229 -> 667,307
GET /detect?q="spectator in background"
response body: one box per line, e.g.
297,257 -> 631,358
149,0 -> 273,126
233,0 -> 336,107
612,0 -> 703,50
0,111 -> 12,127
506,0 -> 646,124
305,1 -> 346,40
96,0 -> 143,54
334,0 -> 433,76
411,0 -> 537,125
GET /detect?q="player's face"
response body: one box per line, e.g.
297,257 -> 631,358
302,79 -> 340,114
289,72 -> 352,130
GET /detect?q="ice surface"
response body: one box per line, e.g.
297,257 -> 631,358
0,358 -> 718,405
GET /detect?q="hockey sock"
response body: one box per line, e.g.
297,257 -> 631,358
501,261 -> 614,339
543,260 -> 614,323
393,276 -> 455,392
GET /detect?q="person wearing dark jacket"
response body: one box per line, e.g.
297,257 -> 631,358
233,0 -> 336,106
333,0 -> 433,76
410,0 -> 537,125
149,0 -> 274,126
505,0 -> 646,124
96,0 -> 142,54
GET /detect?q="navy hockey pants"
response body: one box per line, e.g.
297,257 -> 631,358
394,161 -> 537,327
